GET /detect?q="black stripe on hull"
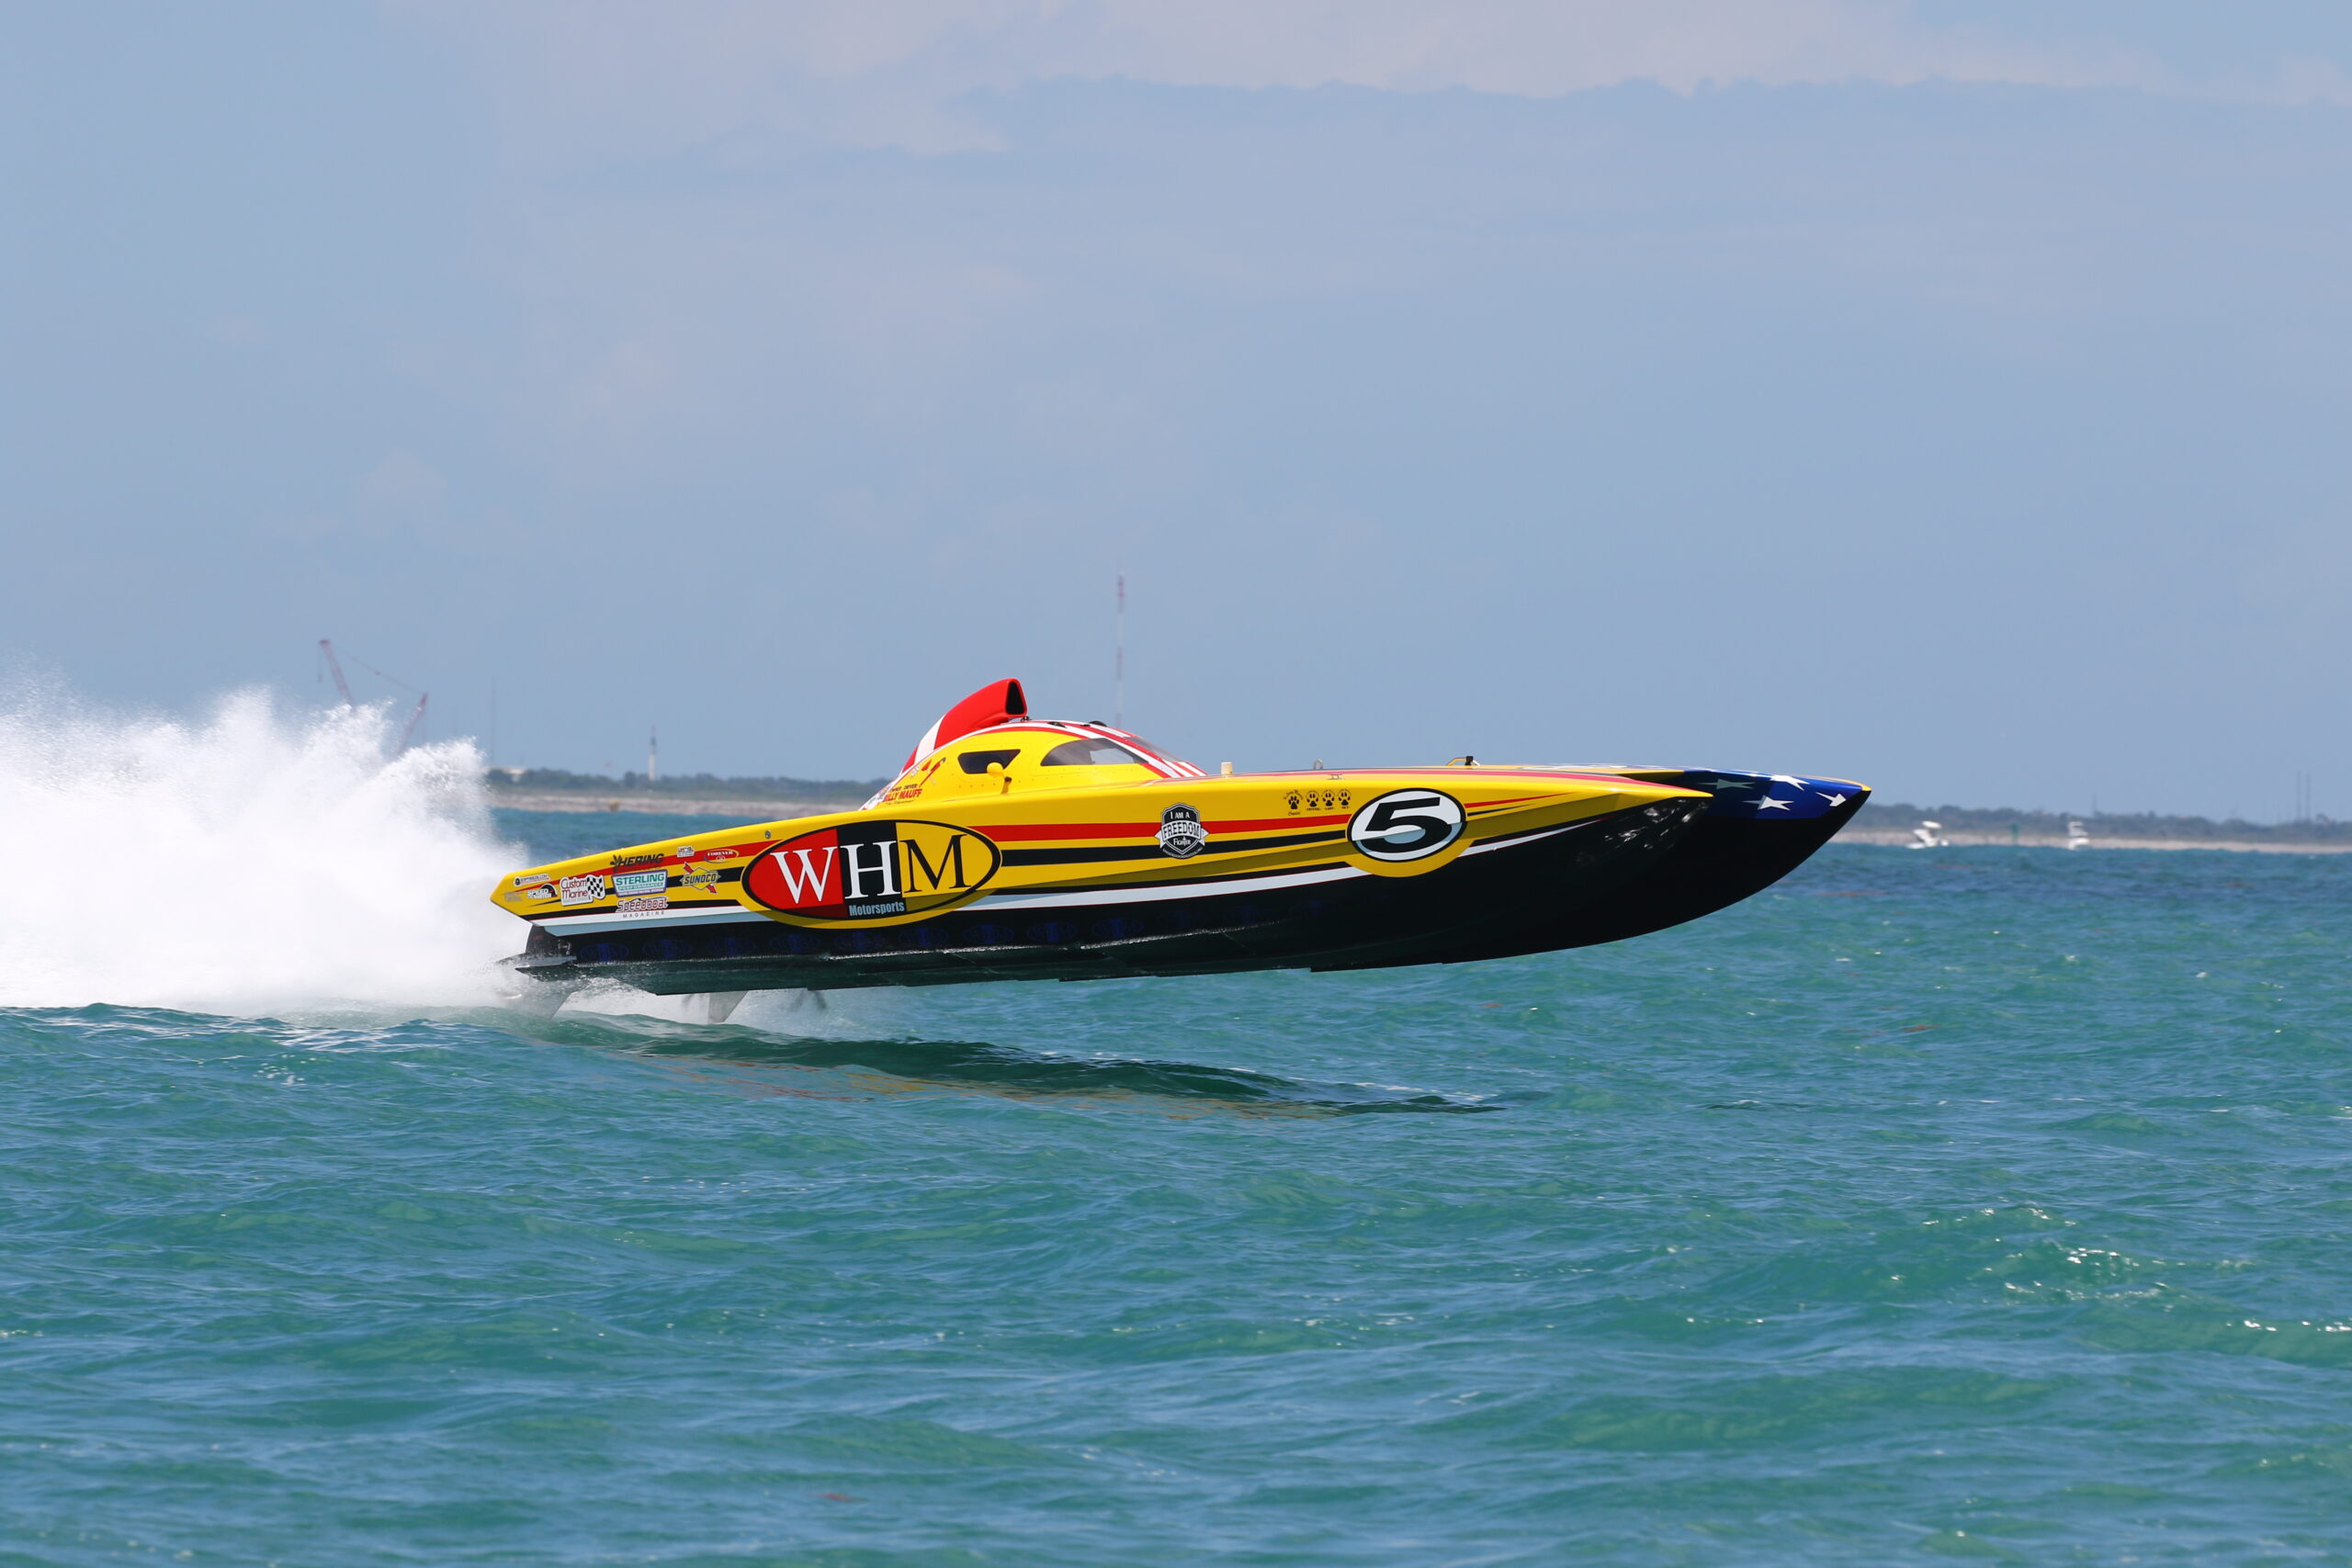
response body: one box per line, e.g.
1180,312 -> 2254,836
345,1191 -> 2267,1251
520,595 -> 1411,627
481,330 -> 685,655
1002,828 -> 1343,867
510,798 -> 1705,995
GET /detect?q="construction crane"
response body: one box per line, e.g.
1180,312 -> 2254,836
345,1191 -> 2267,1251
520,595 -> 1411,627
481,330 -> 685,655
318,638 -> 355,704
318,637 -> 430,750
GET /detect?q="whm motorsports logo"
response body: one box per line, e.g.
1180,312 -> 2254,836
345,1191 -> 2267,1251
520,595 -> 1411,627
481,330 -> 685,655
742,819 -> 1001,922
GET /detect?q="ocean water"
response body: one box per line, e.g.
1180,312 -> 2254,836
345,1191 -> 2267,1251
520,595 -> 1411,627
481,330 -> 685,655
6,709 -> 2352,1564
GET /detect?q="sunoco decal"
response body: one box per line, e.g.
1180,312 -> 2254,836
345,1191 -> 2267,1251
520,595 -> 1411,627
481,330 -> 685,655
613,869 -> 669,897
1347,789 -> 1465,862
742,819 -> 1001,922
1156,804 -> 1207,859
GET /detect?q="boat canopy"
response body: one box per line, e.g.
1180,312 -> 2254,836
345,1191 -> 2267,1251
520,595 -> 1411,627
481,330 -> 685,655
902,678 -> 1028,770
875,679 -> 1204,807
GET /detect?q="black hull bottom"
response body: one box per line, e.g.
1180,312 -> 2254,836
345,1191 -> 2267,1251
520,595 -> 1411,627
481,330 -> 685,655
514,798 -> 1706,995
1395,785 -> 1871,967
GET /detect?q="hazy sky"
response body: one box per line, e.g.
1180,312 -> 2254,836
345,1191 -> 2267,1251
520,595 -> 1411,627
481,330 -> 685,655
6,3 -> 2350,818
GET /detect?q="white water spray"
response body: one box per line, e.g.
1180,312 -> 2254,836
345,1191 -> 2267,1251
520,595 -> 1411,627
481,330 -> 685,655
0,686 -> 522,1013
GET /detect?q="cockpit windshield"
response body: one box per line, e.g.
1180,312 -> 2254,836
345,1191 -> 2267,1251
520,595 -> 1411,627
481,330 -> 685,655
1041,739 -> 1146,767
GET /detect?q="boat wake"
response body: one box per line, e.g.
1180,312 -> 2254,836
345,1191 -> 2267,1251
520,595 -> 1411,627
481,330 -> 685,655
0,683 -> 521,1013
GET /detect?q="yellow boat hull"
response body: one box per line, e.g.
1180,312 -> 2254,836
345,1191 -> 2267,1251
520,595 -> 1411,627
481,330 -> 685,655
493,760 -> 1863,996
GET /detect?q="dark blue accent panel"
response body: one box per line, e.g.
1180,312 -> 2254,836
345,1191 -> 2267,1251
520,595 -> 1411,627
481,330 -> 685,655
1678,769 -> 1861,821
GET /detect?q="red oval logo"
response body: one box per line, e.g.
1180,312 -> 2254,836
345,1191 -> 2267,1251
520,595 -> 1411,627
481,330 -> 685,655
743,819 -> 1001,922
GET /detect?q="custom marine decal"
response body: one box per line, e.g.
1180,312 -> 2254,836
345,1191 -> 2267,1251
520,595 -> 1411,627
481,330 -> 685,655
1348,789 -> 1465,862
613,869 -> 669,897
742,818 -> 1001,922
1156,804 -> 1207,859
558,874 -> 608,906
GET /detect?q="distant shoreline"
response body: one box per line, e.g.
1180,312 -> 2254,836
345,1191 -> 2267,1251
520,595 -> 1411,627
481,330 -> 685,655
488,792 -> 852,818
1837,827 -> 2352,855
481,785 -> 2351,853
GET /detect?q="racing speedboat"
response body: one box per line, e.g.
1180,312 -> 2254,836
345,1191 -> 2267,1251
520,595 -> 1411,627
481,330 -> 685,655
493,680 -> 1865,1010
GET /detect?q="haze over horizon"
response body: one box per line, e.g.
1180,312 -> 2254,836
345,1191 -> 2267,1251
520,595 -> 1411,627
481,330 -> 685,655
7,3 -> 2351,821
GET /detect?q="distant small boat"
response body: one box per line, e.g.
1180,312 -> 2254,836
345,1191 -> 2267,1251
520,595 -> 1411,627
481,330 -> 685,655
2066,818 -> 2091,850
491,679 -> 1869,1006
1910,820 -> 1945,850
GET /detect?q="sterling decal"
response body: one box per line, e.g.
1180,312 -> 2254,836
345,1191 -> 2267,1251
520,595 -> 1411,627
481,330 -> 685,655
742,818 -> 1001,923
1156,803 -> 1207,859
558,874 -> 608,906
612,869 -> 669,897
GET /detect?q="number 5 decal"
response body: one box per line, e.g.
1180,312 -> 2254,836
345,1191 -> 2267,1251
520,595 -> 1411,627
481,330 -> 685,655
1348,789 -> 1465,862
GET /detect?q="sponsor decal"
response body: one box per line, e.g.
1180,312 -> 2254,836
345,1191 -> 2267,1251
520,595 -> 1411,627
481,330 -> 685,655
612,852 -> 662,867
742,818 -> 1001,922
613,869 -> 669,897
703,848 -> 741,862
617,895 -> 669,916
559,874 -> 608,906
1157,804 -> 1208,859
681,869 -> 721,887
1285,787 -> 1353,814
1347,789 -> 1465,862
512,872 -> 551,889
880,755 -> 946,805
676,846 -> 695,858
524,886 -> 556,902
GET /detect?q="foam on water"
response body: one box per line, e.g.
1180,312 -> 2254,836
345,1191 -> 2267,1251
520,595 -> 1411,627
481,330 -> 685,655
0,686 -> 521,1012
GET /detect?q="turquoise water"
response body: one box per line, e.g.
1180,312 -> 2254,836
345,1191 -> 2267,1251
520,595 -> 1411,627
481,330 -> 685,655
8,816 -> 2352,1565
